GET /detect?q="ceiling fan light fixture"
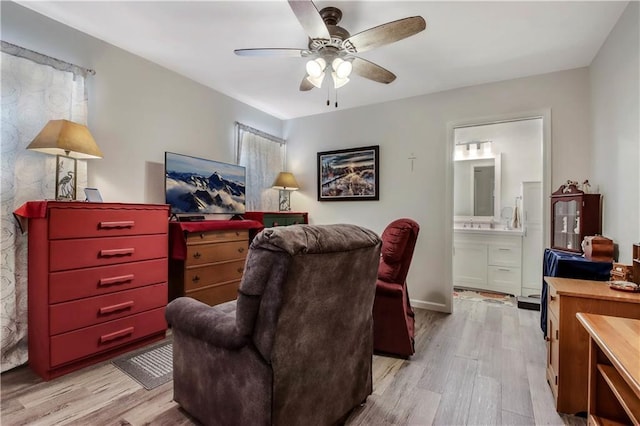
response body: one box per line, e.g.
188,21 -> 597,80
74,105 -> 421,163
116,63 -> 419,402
332,58 -> 352,79
331,72 -> 349,89
306,72 -> 325,89
305,57 -> 326,78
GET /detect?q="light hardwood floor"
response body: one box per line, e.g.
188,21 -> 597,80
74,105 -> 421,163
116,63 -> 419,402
1,297 -> 587,425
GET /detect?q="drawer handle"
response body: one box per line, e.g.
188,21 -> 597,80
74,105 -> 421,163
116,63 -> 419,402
193,252 -> 202,259
100,248 -> 135,257
199,233 -> 205,239
238,247 -> 245,253
237,268 -> 243,274
100,327 -> 134,344
549,295 -> 556,302
192,275 -> 200,283
99,221 -> 134,229
498,268 -> 510,272
99,274 -> 135,286
99,300 -> 134,315
498,248 -> 511,251
545,336 -> 551,342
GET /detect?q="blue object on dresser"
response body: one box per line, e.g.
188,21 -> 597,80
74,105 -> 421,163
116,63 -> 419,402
540,249 -> 613,335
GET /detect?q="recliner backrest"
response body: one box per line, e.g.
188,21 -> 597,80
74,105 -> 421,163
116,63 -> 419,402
234,224 -> 382,363
378,218 -> 420,284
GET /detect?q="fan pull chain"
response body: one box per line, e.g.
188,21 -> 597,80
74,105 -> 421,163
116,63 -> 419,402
326,84 -> 330,106
335,88 -> 338,108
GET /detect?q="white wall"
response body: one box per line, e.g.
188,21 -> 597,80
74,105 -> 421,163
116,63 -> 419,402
1,2 -> 283,204
285,69 -> 591,312
589,1 -> 639,264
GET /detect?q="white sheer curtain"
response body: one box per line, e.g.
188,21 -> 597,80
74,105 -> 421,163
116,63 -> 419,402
1,42 -> 90,371
236,123 -> 285,212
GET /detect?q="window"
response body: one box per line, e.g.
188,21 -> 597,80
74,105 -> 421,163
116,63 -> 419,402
235,122 -> 286,211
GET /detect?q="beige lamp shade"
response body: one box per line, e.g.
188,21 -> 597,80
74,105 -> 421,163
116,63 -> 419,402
26,119 -> 103,159
272,172 -> 299,190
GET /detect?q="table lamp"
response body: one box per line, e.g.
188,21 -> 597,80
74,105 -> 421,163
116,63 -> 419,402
272,172 -> 299,211
26,119 -> 103,200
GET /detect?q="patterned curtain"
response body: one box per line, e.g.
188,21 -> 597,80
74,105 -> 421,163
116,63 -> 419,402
1,42 -> 90,372
236,123 -> 285,211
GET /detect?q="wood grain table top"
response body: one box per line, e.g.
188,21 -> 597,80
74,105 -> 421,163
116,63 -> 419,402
545,277 -> 640,303
576,313 -> 640,399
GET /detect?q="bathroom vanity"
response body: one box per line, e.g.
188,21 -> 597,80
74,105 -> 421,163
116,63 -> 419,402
453,227 -> 523,296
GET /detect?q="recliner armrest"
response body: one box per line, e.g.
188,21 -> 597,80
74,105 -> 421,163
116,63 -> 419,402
375,280 -> 405,297
165,297 -> 248,350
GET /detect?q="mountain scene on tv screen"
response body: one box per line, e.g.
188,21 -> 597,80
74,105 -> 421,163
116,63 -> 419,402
166,165 -> 245,214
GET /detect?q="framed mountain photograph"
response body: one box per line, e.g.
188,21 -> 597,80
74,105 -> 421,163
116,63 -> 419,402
317,145 -> 379,201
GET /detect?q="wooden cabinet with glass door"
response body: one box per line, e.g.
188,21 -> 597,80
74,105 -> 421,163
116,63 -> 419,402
550,183 -> 601,253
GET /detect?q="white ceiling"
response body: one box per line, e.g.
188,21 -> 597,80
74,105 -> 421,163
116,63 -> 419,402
17,1 -> 628,120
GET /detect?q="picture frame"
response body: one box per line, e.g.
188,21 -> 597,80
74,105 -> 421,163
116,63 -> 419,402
317,145 -> 379,201
55,154 -> 77,200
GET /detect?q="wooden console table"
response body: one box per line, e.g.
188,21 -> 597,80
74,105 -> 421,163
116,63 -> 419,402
577,313 -> 639,425
168,220 -> 263,306
544,277 -> 640,414
244,211 -> 308,227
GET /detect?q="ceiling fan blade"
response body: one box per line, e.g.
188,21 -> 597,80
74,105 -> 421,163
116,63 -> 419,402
300,75 -> 315,91
351,57 -> 396,84
234,48 -> 309,57
345,16 -> 426,53
287,0 -> 331,40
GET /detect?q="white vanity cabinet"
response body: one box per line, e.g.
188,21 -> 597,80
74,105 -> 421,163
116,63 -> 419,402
453,230 -> 523,296
453,241 -> 488,288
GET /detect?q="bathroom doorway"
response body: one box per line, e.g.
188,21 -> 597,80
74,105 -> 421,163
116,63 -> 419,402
449,111 -> 550,311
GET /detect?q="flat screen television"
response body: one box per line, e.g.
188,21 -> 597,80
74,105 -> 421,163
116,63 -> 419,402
164,151 -> 246,216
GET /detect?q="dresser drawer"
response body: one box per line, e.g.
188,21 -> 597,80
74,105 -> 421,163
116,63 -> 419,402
50,307 -> 166,367
49,234 -> 168,272
49,258 -> 167,303
185,260 -> 245,291
186,241 -> 247,266
48,207 -> 168,240
488,245 -> 522,267
186,230 -> 248,245
186,281 -> 240,306
50,283 -> 167,335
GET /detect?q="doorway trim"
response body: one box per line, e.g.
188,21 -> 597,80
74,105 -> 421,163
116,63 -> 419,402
444,109 -> 551,313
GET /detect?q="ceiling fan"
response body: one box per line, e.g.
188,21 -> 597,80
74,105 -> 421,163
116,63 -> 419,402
234,0 -> 426,93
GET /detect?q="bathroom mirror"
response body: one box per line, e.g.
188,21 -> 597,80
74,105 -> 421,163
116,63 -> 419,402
454,153 -> 501,221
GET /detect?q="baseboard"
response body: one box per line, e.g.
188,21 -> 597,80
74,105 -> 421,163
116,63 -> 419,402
410,298 -> 450,313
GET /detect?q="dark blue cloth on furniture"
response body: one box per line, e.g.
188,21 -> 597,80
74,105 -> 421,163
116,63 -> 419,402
540,249 -> 612,335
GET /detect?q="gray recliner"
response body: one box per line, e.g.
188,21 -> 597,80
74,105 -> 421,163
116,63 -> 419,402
165,224 -> 382,426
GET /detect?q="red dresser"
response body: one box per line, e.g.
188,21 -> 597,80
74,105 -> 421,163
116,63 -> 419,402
18,201 -> 169,380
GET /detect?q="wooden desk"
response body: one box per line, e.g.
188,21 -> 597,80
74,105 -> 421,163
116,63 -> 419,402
576,313 -> 640,425
544,277 -> 640,414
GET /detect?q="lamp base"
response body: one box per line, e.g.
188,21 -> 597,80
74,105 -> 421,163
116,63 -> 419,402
55,155 -> 77,200
278,190 -> 291,211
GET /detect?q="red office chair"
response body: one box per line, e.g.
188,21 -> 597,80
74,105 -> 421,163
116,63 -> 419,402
373,218 -> 420,358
